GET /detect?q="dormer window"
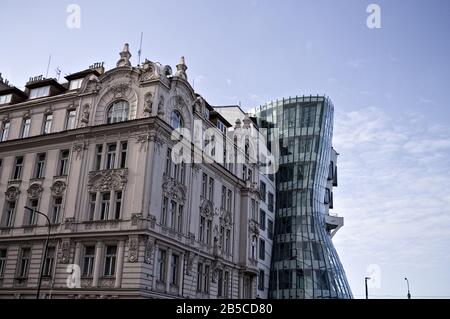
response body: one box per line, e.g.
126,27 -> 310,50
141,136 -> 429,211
29,86 -> 50,99
0,94 -> 12,105
69,78 -> 83,90
107,100 -> 129,124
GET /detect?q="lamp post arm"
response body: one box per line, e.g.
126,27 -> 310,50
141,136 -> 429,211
24,206 -> 51,300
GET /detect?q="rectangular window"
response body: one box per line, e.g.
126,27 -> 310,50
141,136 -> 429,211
94,145 -> 103,170
100,192 -> 110,220
206,220 -> 212,245
224,271 -> 230,298
114,191 -> 122,219
82,246 -> 95,277
157,249 -> 167,282
103,245 -> 117,277
242,164 -> 247,180
165,148 -> 172,176
58,150 -> 70,176
13,156 -> 24,180
66,110 -> 76,130
170,200 -> 177,229
29,86 -> 50,99
0,94 -> 12,105
258,269 -> 265,290
196,262 -> 203,291
208,177 -> 214,201
3,201 -> 16,227
225,229 -> 231,254
251,199 -> 257,221
162,197 -> 168,226
204,265 -> 210,292
268,192 -> 274,212
248,169 -> 253,183
259,209 -> 266,230
43,114 -> 53,134
199,216 -> 205,243
51,196 -> 62,224
69,78 -> 83,90
24,199 -> 39,225
88,193 -> 97,221
221,186 -> 226,209
177,205 -> 183,233
217,269 -> 223,297
268,219 -> 274,240
17,248 -> 31,278
20,118 -> 31,138
0,249 -> 6,278
201,173 -> 207,197
34,153 -> 46,179
42,247 -> 55,277
259,239 -> 265,260
260,182 -> 266,202
106,143 -> 116,170
1,121 -> 10,141
119,142 -> 127,168
227,189 -> 232,212
171,254 -> 179,286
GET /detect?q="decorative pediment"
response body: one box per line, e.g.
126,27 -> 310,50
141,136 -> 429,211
162,176 -> 186,203
88,169 -> 128,192
51,180 -> 66,196
27,183 -> 43,199
200,199 -> 214,218
220,210 -> 232,227
5,186 -> 20,201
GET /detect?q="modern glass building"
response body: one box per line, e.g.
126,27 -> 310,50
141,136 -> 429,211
251,96 -> 352,299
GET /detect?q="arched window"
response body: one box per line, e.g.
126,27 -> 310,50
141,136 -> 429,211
107,100 -> 129,124
170,110 -> 183,129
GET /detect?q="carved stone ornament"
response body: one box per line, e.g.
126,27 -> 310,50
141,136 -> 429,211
59,239 -> 71,264
185,252 -> 195,276
51,180 -> 66,196
27,183 -> 43,199
144,237 -> 154,264
110,83 -> 130,99
200,199 -> 214,218
81,104 -> 90,126
88,169 -> 128,192
157,96 -> 165,116
128,236 -> 139,263
73,143 -> 87,159
5,186 -> 20,201
162,176 -> 187,204
143,92 -> 153,114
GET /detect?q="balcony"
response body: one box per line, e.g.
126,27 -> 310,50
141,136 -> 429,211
325,213 -> 344,238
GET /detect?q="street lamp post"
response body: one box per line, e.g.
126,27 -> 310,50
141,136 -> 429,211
24,206 -> 51,300
365,277 -> 370,299
404,277 -> 411,299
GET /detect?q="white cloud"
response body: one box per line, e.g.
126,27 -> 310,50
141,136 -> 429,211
333,107 -> 450,298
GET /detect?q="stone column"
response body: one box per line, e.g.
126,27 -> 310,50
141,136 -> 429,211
114,240 -> 125,288
92,241 -> 103,287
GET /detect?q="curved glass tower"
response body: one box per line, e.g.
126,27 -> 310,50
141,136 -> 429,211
252,96 -> 352,299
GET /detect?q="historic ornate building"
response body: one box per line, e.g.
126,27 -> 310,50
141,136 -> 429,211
0,44 -> 266,299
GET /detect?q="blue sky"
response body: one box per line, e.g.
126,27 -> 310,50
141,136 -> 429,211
1,0 -> 449,298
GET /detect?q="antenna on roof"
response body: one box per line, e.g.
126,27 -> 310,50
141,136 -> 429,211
45,54 -> 52,78
137,32 -> 144,66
